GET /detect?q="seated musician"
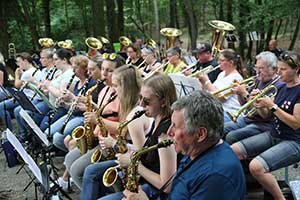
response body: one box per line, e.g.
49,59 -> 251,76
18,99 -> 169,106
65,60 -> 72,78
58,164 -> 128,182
231,51 -> 300,200
198,49 -> 244,122
224,51 -> 284,144
126,44 -> 144,67
0,52 -> 39,134
123,90 -> 246,200
80,65 -> 153,200
191,42 -> 221,82
140,46 -> 161,77
97,74 -> 177,200
163,47 -> 187,74
64,53 -> 125,189
0,52 -> 11,101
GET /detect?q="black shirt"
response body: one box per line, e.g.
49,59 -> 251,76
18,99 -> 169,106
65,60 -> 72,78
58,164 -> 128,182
0,63 -> 10,87
194,59 -> 221,82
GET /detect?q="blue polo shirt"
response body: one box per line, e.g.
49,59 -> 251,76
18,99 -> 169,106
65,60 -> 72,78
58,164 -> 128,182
168,142 -> 245,200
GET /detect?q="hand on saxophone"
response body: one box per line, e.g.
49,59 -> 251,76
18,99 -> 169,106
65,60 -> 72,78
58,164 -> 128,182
122,187 -> 148,200
84,111 -> 97,125
99,134 -> 116,149
116,151 -> 132,168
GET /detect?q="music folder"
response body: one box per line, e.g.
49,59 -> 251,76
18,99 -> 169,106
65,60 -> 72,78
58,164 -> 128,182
6,87 -> 42,115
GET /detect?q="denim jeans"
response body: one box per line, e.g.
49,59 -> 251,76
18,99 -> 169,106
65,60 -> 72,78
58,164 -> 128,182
0,98 -> 18,130
238,132 -> 300,172
81,160 -> 117,200
52,115 -> 84,152
224,117 -> 262,144
40,107 -> 67,131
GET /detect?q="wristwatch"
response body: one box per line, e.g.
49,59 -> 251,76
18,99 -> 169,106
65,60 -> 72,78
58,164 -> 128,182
270,104 -> 278,113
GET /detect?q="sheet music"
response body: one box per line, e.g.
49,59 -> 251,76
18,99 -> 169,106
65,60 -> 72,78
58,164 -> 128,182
20,109 -> 50,146
168,74 -> 202,98
6,129 -> 43,184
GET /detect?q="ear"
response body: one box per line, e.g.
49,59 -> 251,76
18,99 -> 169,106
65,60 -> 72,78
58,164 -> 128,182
196,127 -> 208,143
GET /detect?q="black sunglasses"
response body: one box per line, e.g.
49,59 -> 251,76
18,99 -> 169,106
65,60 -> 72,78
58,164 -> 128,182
139,95 -> 151,106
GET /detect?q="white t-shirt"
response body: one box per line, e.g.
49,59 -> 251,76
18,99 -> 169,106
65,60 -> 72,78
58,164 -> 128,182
213,71 -> 243,114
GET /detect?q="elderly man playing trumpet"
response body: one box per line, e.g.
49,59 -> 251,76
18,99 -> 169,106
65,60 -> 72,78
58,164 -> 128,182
224,51 -> 284,144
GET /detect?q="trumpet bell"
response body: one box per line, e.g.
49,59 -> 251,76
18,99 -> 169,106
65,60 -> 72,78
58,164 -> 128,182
58,39 -> 73,50
160,27 -> 182,37
38,38 -> 54,48
85,37 -> 103,50
119,36 -> 132,47
208,20 -> 236,31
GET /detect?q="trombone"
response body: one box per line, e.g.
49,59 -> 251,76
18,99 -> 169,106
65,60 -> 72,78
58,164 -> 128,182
188,65 -> 220,78
211,75 -> 256,96
143,61 -> 169,80
227,84 -> 277,122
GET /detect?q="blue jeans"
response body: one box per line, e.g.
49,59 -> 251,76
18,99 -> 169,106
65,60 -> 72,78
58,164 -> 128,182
238,132 -> 300,172
224,117 -> 262,144
99,184 -> 159,200
52,115 -> 84,152
81,160 -> 117,200
0,98 -> 18,130
40,107 -> 67,131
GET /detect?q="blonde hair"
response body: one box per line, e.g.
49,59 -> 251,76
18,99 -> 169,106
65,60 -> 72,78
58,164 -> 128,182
113,64 -> 142,120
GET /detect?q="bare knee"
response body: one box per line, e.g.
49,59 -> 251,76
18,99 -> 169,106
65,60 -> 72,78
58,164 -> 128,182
249,159 -> 266,177
231,143 -> 246,160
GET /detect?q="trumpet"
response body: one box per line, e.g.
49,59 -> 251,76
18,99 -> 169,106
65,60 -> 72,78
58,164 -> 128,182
211,75 -> 256,97
143,61 -> 169,80
188,65 -> 220,78
227,84 -> 277,122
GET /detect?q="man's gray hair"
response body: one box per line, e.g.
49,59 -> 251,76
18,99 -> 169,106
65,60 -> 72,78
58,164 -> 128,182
171,90 -> 224,144
256,51 -> 278,70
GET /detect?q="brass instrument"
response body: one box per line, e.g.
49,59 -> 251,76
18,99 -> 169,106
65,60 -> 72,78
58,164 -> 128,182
145,38 -> 157,49
38,38 -> 54,49
99,36 -> 110,44
91,93 -> 118,163
160,27 -> 182,50
227,84 -> 278,122
8,43 -> 16,59
58,39 -> 74,50
143,61 -> 169,80
71,83 -> 100,155
188,65 -> 220,78
86,37 -> 103,58
208,20 -> 235,58
102,110 -> 146,191
119,36 -> 132,47
126,139 -> 174,193
211,76 -> 256,97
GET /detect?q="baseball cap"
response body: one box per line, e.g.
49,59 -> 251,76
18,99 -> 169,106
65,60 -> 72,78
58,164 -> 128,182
192,43 -> 212,54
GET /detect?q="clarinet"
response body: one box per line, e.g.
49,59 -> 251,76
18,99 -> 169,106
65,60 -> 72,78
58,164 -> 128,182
55,73 -> 76,108
60,79 -> 103,133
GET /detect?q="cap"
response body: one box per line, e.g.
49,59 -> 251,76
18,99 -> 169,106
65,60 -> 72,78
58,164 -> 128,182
192,43 -> 212,54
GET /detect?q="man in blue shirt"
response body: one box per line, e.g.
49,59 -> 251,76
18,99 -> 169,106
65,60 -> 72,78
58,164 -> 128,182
122,90 -> 246,200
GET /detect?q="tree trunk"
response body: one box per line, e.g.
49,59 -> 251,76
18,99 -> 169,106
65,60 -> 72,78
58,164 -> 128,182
219,0 -> 224,20
238,0 -> 248,59
226,0 -> 233,22
0,1 -> 9,58
274,19 -> 283,40
42,0 -> 51,37
169,0 -> 177,27
64,0 -> 69,30
265,20 -> 274,50
116,0 -> 124,37
288,17 -> 300,50
153,0 -> 160,42
92,0 -> 105,37
106,0 -> 117,42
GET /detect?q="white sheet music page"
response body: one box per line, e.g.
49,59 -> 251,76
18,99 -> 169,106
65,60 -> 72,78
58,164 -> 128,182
6,129 -> 43,184
168,74 -> 202,98
20,109 -> 50,146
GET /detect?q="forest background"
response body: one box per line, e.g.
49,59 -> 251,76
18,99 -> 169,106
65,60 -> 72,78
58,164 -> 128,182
0,0 -> 299,63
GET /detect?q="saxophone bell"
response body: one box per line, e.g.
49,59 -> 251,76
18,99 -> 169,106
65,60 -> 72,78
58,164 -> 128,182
102,166 -> 125,192
71,126 -> 87,155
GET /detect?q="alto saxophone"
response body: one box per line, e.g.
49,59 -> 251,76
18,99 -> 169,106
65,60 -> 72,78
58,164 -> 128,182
102,110 -> 146,191
126,139 -> 174,193
91,92 -> 118,163
71,81 -> 99,155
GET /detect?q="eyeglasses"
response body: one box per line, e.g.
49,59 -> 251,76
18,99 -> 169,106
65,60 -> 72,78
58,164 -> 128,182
102,53 -> 117,61
280,54 -> 298,68
139,95 -> 151,106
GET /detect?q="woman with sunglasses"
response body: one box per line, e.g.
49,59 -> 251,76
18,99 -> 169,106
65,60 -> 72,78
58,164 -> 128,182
99,74 -> 177,200
198,49 -> 245,122
80,65 -> 152,200
64,53 -> 126,189
231,51 -> 300,200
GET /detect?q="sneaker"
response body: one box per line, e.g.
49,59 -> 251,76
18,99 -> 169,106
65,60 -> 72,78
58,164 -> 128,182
57,177 -> 69,191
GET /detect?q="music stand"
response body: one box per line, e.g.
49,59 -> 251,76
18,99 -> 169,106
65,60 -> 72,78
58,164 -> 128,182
6,87 -> 42,115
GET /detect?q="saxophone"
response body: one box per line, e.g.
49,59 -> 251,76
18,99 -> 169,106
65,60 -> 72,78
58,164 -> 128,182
71,81 -> 100,155
102,110 -> 146,191
126,139 -> 174,193
91,92 -> 118,163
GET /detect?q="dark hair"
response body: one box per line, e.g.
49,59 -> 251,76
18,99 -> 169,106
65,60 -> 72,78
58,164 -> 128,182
103,53 -> 125,69
127,44 -> 142,57
220,49 -> 247,78
54,48 -> 72,64
279,51 -> 300,74
16,52 -> 33,64
166,46 -> 181,57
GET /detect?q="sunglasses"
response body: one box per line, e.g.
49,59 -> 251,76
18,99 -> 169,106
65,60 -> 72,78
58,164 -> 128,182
139,95 -> 151,106
280,54 -> 298,68
102,53 -> 117,61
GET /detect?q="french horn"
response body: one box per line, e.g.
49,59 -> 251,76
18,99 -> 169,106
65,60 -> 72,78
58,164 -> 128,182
119,36 -> 132,47
38,38 -> 54,49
